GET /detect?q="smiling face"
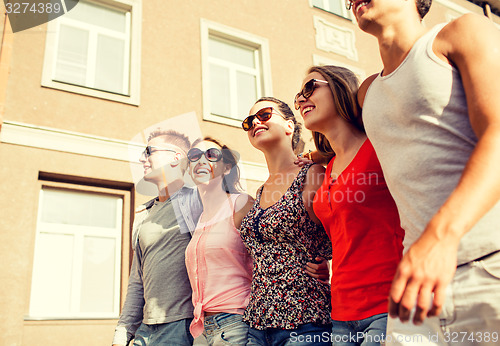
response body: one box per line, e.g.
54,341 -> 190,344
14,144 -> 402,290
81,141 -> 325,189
139,136 -> 183,184
351,0 -> 378,29
353,0 -> 372,18
246,101 -> 294,151
188,140 -> 228,186
296,72 -> 338,133
351,0 -> 393,33
351,0 -> 421,33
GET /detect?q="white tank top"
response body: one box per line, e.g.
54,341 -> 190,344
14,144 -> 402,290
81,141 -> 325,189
363,23 -> 500,265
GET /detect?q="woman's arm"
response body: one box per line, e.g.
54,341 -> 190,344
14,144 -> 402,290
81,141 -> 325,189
302,164 -> 326,225
233,193 -> 255,229
305,257 -> 330,285
295,151 -> 331,167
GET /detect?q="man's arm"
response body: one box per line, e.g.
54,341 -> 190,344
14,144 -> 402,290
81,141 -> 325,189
357,73 -> 378,108
112,249 -> 145,345
389,13 -> 500,325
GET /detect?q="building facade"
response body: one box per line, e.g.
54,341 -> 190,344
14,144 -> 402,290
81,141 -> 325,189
0,0 -> 498,345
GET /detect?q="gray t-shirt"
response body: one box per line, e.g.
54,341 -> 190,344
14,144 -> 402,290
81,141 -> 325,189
139,198 -> 193,324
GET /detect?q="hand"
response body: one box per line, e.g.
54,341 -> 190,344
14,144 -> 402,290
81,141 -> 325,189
295,151 -> 314,167
305,257 -> 330,285
388,225 -> 459,325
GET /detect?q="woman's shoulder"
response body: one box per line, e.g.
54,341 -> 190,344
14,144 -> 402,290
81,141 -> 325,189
231,193 -> 255,211
232,193 -> 255,229
303,163 -> 326,189
305,162 -> 326,174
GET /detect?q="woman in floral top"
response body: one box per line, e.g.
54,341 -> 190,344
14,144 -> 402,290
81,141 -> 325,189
240,97 -> 332,345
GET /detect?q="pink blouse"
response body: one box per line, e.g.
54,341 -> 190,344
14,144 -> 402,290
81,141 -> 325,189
185,194 -> 253,338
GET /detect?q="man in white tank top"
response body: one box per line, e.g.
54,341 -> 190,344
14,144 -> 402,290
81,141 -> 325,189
349,0 -> 500,344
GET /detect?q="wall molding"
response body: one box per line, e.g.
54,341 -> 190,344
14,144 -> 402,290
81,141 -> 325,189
0,120 -> 143,162
314,16 -> 358,61
0,120 -> 269,182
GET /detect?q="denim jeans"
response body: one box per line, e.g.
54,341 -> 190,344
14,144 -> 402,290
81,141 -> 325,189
202,313 -> 249,345
132,318 -> 194,345
386,250 -> 500,345
330,313 -> 387,345
247,323 -> 332,346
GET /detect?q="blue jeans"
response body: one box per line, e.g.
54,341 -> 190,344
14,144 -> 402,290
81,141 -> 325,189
247,323 -> 332,346
331,313 -> 387,346
203,312 -> 249,345
133,318 -> 194,345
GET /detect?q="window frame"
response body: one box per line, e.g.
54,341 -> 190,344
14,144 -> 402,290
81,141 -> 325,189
200,19 -> 272,128
41,0 -> 142,105
27,180 -> 132,320
310,0 -> 353,20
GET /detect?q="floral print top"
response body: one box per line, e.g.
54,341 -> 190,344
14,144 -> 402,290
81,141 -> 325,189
239,164 -> 332,330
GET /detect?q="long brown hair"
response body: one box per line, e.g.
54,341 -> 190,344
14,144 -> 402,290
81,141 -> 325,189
307,65 -> 363,159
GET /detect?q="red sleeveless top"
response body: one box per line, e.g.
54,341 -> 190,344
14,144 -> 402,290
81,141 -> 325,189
313,140 -> 404,321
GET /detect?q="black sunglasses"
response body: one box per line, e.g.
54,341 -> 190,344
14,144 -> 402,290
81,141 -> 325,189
241,107 -> 286,131
294,79 -> 329,110
345,0 -> 354,10
187,147 -> 223,162
143,146 -> 177,158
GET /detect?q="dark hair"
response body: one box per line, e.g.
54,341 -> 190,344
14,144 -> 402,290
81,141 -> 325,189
191,137 -> 242,194
147,129 -> 191,154
416,0 -> 432,19
254,96 -> 302,151
306,65 -> 363,158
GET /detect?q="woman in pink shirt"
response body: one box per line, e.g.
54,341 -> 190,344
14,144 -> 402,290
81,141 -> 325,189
185,137 -> 254,345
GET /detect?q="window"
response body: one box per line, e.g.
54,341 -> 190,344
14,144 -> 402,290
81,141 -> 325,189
42,0 -> 141,105
28,184 -> 126,319
201,19 -> 272,127
311,0 -> 352,19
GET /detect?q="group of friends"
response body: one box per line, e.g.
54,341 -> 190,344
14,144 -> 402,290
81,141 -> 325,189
112,0 -> 500,345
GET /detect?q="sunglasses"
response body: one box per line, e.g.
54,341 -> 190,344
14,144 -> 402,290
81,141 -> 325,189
241,107 -> 286,131
294,79 -> 329,110
345,0 -> 354,10
143,146 -> 177,159
187,147 -> 223,162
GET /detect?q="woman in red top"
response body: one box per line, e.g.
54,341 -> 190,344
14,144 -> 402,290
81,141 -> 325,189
295,65 -> 404,345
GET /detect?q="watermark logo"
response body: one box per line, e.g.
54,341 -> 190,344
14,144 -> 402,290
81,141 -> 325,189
4,0 -> 79,33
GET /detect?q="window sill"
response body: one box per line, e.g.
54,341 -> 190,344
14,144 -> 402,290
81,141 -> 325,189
203,113 -> 245,128
41,80 -> 140,106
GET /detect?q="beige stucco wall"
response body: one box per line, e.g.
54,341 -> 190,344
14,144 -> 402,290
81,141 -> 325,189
0,143 -> 134,345
1,0 -> 382,163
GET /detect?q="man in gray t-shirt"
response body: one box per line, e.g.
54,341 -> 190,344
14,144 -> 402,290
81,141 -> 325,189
112,130 -> 202,346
